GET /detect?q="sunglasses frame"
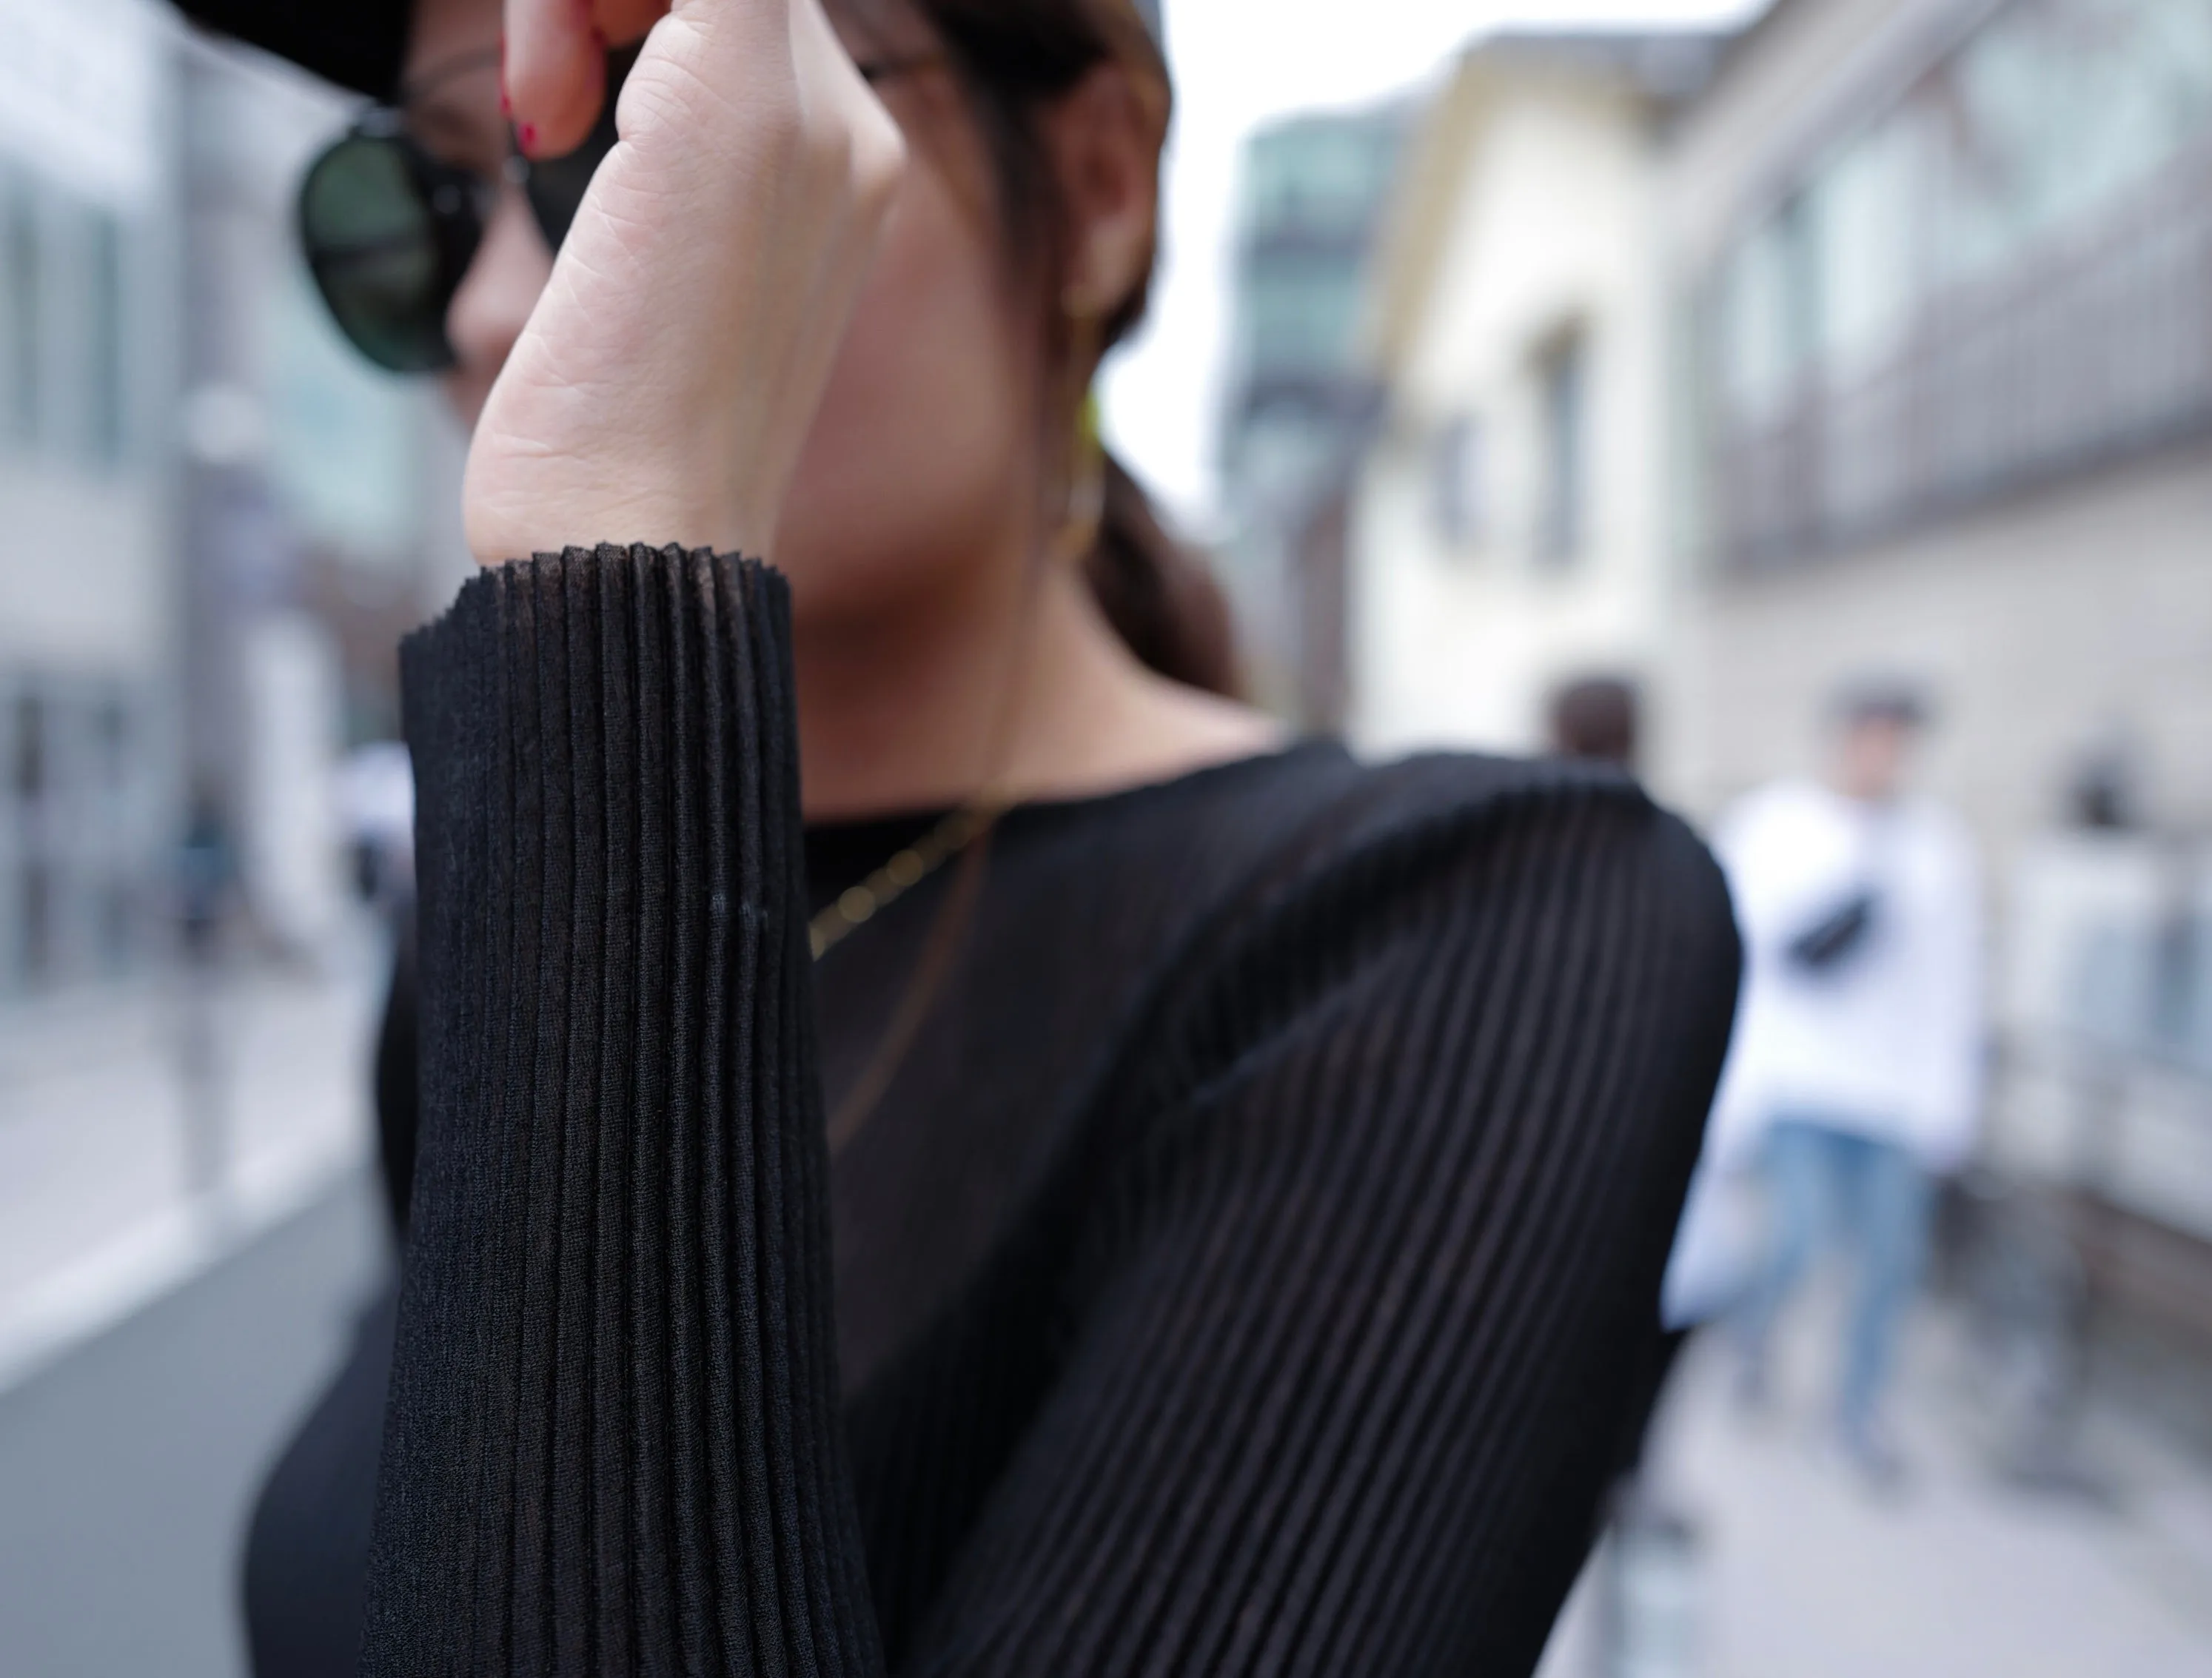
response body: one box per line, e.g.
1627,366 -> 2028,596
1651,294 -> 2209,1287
299,73 -> 628,374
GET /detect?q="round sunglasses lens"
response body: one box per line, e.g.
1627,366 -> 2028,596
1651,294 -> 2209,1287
300,137 -> 458,375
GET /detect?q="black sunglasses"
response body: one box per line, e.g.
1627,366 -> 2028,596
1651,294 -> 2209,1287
298,45 -> 628,374
299,42 -> 944,375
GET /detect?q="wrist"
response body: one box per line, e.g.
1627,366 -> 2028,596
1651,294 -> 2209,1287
463,439 -> 777,567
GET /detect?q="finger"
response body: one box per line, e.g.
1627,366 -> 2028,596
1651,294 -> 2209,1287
592,0 -> 667,49
657,0 -> 788,71
505,0 -> 609,158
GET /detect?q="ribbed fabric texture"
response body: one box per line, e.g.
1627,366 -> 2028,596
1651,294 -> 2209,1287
366,544 -> 1741,1678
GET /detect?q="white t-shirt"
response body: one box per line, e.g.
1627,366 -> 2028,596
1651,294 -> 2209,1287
1663,779 -> 1985,1327
1706,778 -> 1985,1172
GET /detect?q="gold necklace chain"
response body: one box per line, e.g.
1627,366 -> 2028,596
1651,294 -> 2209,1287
809,798 -> 1008,962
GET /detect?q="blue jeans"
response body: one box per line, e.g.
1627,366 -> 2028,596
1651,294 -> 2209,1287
1736,1116 -> 1934,1437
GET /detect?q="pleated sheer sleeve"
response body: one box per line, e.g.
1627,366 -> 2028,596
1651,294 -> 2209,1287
364,543 -> 1740,1678
888,772 -> 1740,1676
366,547 -> 877,1677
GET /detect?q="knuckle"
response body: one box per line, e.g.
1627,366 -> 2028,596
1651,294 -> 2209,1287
852,108 -> 907,200
814,105 -> 902,221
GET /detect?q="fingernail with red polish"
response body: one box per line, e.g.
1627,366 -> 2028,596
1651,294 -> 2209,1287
517,122 -> 539,157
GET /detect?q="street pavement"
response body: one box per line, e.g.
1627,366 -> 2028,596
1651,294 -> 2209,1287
0,946 -> 381,1392
0,1175 -> 385,1678
0,939 -> 390,1678
1541,1292 -> 2212,1678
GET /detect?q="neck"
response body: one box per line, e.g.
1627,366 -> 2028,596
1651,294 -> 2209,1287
793,554 -> 1285,822
793,554 -> 1104,819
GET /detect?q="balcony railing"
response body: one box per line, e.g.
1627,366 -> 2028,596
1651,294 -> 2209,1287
1712,141 -> 2212,570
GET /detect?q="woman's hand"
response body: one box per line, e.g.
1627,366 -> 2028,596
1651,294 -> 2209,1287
466,0 -> 906,564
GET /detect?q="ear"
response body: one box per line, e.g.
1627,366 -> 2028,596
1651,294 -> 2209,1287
1038,61 -> 1163,321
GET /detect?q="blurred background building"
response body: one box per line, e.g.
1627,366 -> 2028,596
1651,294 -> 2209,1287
1345,28 -> 1725,760
0,0 -> 178,1001
1217,103 -> 1408,720
1660,0 -> 2212,844
176,26 -> 466,959
1,13 -> 460,1668
0,0 -> 464,1008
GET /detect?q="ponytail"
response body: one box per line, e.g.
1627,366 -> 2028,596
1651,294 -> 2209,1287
1083,451 -> 1243,700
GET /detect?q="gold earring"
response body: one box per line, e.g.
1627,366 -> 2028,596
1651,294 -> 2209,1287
1050,291 -> 1107,567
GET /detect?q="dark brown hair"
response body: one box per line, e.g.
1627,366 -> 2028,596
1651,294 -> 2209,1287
911,0 -> 1244,698
1549,677 -> 1641,771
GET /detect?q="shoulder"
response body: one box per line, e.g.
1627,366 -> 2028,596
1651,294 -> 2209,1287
1261,748 -> 1730,921
1101,747 -> 1742,1183
1156,748 -> 1740,1043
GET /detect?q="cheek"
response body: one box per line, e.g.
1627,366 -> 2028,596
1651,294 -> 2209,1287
774,164 -> 1037,618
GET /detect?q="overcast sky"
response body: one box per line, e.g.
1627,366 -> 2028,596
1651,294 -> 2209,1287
1100,0 -> 1769,529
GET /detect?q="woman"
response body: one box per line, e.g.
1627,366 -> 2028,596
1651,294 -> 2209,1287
200,0 -> 1740,1672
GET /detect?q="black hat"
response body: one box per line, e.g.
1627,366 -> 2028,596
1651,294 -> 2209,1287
177,0 -> 1164,101
175,0 -> 412,99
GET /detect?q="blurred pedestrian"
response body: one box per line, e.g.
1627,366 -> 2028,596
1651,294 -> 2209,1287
175,787 -> 239,1209
1549,674 -> 1640,772
176,786 -> 236,965
1716,679 -> 1984,1486
335,742 -> 417,913
181,1 -> 1740,1674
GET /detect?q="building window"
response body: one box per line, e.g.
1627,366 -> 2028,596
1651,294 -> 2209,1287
1245,261 -> 1366,378
96,694 -> 130,789
1538,330 -> 1590,568
93,691 -> 136,972
0,169 -> 134,471
1810,115 -> 1925,378
1705,0 -> 2212,567
10,691 -> 53,985
4,170 -> 41,451
87,210 -> 127,469
11,691 -> 44,804
1430,417 -> 1484,552
6,687 -> 150,986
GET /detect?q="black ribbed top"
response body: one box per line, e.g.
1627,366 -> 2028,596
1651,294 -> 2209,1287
363,546 -> 1740,1677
